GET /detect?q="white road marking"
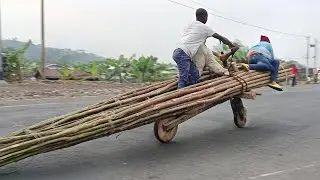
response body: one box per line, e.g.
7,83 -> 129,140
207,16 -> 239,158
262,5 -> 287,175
248,164 -> 317,179
249,170 -> 285,179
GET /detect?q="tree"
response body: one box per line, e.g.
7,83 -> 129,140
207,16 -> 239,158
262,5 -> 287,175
5,40 -> 32,82
104,55 -> 131,83
59,64 -> 73,80
130,56 -> 156,82
130,56 -> 175,82
90,61 -> 97,76
232,39 -> 249,62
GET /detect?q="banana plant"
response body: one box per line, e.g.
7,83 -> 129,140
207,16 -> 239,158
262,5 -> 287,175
90,61 -> 97,76
5,40 -> 32,82
105,55 -> 131,83
130,56 -> 175,82
58,64 -> 74,80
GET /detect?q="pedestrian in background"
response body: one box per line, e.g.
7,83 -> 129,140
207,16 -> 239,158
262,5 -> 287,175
292,64 -> 298,87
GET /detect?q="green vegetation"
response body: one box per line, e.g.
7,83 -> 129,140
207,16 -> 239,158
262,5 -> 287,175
1,39 -> 177,82
2,38 -> 306,83
214,39 -> 249,63
232,39 -> 250,62
4,40 -> 32,82
74,55 -> 176,82
130,55 -> 175,82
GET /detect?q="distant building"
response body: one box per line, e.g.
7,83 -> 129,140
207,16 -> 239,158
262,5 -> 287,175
297,68 -> 319,79
35,64 -> 91,80
45,64 -> 64,70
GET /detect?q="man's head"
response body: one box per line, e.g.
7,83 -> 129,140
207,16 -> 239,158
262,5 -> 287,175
260,35 -> 271,43
196,8 -> 208,24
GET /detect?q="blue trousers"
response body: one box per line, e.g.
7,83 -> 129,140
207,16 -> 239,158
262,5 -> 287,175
292,77 -> 297,87
248,53 -> 279,82
173,48 -> 199,89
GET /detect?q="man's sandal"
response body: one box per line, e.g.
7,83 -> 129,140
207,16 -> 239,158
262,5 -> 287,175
240,63 -> 250,71
268,83 -> 283,91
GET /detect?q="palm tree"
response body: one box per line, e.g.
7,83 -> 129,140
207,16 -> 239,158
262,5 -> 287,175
6,40 -> 32,82
130,56 -> 175,82
105,55 -> 131,83
130,56 -> 155,82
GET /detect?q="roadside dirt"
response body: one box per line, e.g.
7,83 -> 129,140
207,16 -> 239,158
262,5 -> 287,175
0,80 -> 309,102
0,80 -> 143,101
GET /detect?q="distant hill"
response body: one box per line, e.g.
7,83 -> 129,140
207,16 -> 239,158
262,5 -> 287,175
2,39 -> 105,64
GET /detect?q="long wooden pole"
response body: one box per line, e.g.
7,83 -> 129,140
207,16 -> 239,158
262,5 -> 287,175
0,66 -> 293,166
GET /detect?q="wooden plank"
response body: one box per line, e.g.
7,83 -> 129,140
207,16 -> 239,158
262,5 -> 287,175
236,91 -> 257,100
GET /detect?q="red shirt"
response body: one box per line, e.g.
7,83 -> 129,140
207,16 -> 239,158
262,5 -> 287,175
292,67 -> 298,77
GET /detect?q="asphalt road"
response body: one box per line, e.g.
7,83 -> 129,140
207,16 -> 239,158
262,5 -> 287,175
0,85 -> 320,180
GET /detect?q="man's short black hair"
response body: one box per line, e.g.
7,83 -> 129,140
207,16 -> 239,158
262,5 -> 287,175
196,8 -> 208,23
196,8 -> 208,19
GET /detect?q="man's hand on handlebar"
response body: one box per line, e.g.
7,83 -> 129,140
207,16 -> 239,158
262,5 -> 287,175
219,46 -> 239,61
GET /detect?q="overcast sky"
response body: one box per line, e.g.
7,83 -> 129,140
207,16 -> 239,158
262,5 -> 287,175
2,0 -> 319,65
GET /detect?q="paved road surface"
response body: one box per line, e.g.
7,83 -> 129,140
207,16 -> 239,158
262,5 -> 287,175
0,85 -> 320,180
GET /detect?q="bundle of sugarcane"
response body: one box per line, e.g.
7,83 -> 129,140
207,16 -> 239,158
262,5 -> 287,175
0,64 -> 293,167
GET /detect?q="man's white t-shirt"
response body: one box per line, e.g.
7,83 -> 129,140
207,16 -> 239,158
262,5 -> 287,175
176,21 -> 215,58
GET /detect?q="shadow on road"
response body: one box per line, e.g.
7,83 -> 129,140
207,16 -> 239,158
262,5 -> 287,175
0,119 -> 289,178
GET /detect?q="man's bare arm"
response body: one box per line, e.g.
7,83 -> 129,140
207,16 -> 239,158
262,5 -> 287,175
212,33 -> 235,48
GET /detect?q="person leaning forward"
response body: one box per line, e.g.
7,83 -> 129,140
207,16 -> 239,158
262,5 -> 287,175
172,8 -> 235,89
240,35 -> 283,91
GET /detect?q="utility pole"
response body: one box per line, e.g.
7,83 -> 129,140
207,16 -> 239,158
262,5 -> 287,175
309,39 -> 318,83
313,38 -> 318,83
0,0 -> 3,80
306,36 -> 310,80
314,39 -> 317,69
40,0 -> 46,76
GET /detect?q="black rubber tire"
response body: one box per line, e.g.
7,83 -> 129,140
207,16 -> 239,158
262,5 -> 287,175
230,97 -> 248,128
234,106 -> 247,128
